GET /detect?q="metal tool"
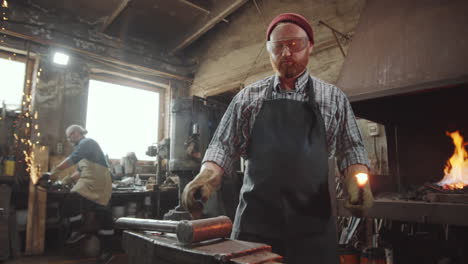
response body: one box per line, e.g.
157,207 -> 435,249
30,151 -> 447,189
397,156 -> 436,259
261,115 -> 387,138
115,215 -> 232,245
339,217 -> 361,244
193,188 -> 206,209
352,173 -> 369,205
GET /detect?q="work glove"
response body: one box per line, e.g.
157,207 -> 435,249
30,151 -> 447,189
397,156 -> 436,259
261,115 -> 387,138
181,169 -> 220,219
344,164 -> 374,216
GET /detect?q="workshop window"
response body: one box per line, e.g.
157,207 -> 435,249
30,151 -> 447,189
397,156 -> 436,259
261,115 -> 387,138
86,79 -> 160,160
0,57 -> 26,111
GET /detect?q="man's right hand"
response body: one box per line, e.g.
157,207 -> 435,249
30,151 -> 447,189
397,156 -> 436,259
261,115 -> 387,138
181,162 -> 223,219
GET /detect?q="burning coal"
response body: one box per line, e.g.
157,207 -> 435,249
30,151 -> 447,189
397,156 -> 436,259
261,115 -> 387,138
437,131 -> 468,190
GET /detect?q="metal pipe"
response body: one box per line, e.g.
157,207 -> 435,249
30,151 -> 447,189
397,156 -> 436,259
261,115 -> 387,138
318,20 -> 350,40
116,216 -> 233,245
116,217 -> 178,233
331,30 -> 346,57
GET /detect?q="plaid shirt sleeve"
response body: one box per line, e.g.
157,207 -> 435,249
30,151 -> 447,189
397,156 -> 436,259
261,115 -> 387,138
333,89 -> 370,171
202,92 -> 248,175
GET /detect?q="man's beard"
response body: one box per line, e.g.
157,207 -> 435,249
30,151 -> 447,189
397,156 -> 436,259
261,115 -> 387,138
272,59 -> 306,79
280,63 -> 301,78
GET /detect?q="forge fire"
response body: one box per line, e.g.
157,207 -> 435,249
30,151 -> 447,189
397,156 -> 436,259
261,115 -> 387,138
437,131 -> 468,190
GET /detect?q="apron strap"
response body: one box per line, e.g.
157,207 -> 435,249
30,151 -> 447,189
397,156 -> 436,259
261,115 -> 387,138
307,76 -> 318,110
265,75 -> 316,107
265,76 -> 275,100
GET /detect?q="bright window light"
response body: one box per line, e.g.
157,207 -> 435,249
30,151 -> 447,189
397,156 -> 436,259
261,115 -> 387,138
86,80 -> 160,160
53,52 -> 69,65
0,57 -> 26,110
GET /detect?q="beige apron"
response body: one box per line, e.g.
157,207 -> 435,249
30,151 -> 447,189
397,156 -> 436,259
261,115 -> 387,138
71,159 -> 112,206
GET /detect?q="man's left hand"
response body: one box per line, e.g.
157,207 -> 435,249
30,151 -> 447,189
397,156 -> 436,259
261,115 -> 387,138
343,164 -> 374,215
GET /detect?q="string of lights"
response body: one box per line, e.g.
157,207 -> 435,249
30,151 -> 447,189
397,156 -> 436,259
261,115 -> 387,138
1,0 -> 9,44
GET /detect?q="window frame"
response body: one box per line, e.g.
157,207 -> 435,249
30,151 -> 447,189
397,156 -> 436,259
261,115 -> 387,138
86,74 -> 166,160
85,73 -> 167,160
0,50 -> 36,111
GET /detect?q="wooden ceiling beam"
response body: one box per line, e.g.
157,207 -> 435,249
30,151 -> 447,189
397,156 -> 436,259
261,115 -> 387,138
178,0 -> 228,23
99,0 -> 130,32
170,0 -> 248,53
1,29 -> 193,81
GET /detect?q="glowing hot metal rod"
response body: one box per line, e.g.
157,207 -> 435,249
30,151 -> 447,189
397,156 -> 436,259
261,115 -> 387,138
354,173 -> 369,205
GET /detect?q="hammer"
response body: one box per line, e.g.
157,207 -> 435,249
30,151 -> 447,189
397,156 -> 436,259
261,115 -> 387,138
115,216 -> 232,245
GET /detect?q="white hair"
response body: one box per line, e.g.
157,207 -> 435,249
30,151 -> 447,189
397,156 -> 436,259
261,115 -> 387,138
66,124 -> 88,137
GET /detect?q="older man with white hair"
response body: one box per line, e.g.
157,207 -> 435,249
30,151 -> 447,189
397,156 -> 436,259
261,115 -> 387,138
39,124 -> 113,263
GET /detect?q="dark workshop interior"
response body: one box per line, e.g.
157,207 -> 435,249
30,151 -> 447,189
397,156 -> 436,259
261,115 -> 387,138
1,0 -> 468,263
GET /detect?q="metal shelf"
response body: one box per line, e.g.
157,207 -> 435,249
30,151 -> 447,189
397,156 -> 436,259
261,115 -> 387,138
337,198 -> 468,226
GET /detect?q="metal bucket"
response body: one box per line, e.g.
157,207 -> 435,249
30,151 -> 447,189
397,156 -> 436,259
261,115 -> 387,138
338,245 -> 360,264
360,247 -> 387,264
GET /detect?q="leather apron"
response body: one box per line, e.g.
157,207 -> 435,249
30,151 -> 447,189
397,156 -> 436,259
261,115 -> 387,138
71,159 -> 112,206
232,77 -> 338,263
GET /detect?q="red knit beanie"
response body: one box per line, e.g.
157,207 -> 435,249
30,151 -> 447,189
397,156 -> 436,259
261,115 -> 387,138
266,13 -> 314,45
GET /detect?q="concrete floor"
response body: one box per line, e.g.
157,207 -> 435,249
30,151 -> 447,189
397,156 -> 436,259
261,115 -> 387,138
2,229 -> 127,264
2,235 -> 127,264
2,253 -> 127,264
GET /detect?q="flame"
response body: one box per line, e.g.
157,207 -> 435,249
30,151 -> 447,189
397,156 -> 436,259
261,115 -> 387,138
437,131 -> 468,190
1,0 -> 8,8
355,173 -> 369,187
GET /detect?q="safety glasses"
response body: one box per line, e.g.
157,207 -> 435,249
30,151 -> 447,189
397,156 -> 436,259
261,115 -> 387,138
266,37 -> 309,55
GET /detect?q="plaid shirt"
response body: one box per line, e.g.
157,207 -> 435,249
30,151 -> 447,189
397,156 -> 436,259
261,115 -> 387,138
203,71 -> 369,175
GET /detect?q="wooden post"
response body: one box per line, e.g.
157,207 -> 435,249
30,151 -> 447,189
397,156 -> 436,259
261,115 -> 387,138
25,145 -> 49,255
0,184 -> 12,260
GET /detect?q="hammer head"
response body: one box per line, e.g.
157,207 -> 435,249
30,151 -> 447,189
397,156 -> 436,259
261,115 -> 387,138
176,216 -> 232,245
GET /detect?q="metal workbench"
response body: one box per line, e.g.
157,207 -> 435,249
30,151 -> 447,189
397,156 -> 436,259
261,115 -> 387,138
337,198 -> 468,226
